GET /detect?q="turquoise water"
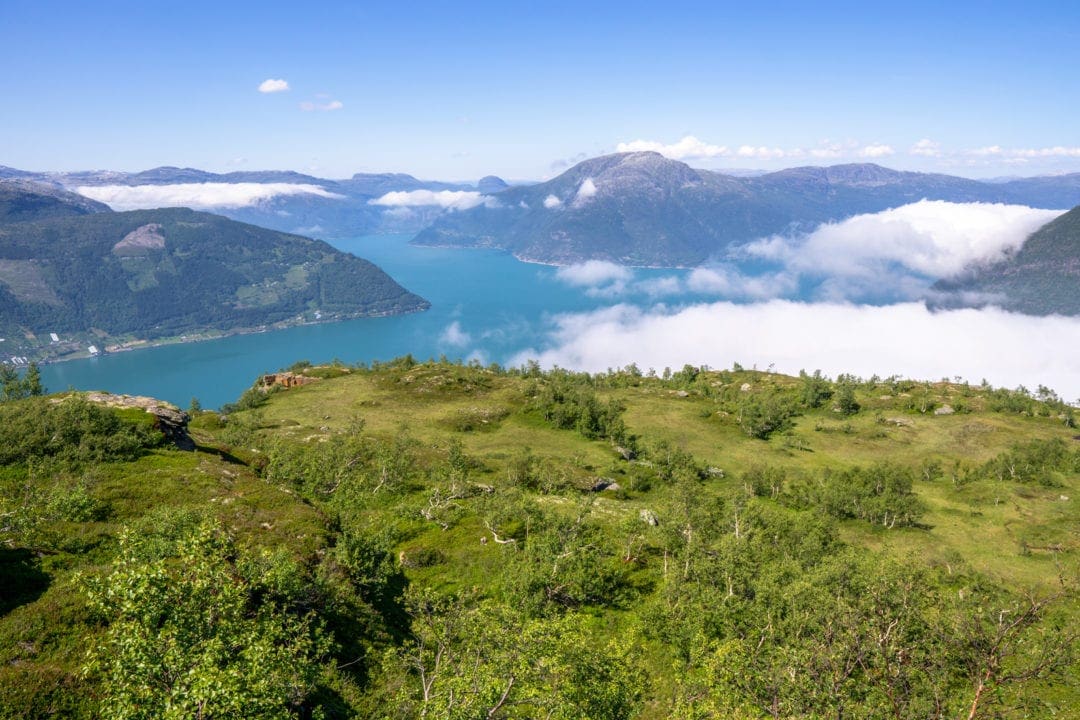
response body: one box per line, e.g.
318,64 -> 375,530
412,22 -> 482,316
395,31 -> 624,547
39,236 -> 690,409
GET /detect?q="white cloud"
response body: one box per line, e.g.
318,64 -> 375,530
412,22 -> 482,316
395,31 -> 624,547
635,276 -> 684,297
809,142 -> 845,159
616,135 -> 729,160
76,183 -> 344,211
910,139 -> 941,157
555,260 -> 633,287
736,145 -> 788,159
573,178 -> 598,206
740,200 -> 1062,298
258,78 -> 289,93
543,194 -> 562,209
299,99 -> 343,112
370,189 -> 494,210
859,144 -> 895,158
1009,146 -> 1080,158
440,321 -> 471,347
511,302 -> 1080,402
686,265 -> 799,299
966,145 -> 1080,159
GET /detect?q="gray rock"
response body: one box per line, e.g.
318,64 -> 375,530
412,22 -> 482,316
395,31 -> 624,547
78,392 -> 193,450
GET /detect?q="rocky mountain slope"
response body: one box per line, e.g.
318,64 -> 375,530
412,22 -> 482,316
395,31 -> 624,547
413,152 -> 1080,266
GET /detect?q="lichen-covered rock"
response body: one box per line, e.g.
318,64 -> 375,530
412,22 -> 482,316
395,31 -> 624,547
80,392 -> 193,450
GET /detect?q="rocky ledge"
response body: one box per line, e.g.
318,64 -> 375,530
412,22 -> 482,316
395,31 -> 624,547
81,392 -> 194,450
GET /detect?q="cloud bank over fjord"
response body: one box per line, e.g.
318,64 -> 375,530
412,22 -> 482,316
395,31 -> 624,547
725,200 -> 1063,302
370,189 -> 495,211
744,200 -> 1062,280
555,260 -> 633,287
511,301 -> 1080,401
77,183 -> 344,210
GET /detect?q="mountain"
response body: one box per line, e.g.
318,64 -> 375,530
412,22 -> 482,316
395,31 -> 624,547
3,165 -> 502,239
932,204 -> 1080,315
477,175 -> 510,193
0,202 -> 428,360
0,180 -> 110,222
413,152 -> 1080,266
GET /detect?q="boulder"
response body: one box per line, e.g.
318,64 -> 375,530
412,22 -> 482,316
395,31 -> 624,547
79,391 -> 193,450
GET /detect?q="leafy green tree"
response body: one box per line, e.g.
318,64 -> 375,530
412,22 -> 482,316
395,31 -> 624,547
381,589 -> 642,719
798,369 -> 832,409
22,362 -> 44,397
737,394 -> 795,439
835,380 -> 860,415
82,522 -> 329,720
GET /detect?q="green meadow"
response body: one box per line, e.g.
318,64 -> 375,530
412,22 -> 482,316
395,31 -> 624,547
2,357 -> 1077,718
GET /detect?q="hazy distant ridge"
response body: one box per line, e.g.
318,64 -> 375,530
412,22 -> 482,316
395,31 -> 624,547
414,152 -> 1080,267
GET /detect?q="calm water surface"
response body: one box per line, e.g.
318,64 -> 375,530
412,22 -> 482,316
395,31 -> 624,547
40,236 -> 690,408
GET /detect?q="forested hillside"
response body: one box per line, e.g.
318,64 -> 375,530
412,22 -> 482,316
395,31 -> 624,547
0,205 -> 429,360
1,359 -> 1077,718
934,204 -> 1080,315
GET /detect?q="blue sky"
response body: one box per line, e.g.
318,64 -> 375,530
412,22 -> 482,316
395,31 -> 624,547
2,0 -> 1079,180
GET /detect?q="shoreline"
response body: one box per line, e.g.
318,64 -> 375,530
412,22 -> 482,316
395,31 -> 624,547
32,303 -> 431,367
407,239 -> 696,270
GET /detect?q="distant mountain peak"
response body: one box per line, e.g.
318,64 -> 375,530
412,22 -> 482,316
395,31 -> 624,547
413,154 -> 1080,267
477,175 -> 509,193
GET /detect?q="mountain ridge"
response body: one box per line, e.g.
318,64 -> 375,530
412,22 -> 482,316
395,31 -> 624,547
414,152 -> 1080,267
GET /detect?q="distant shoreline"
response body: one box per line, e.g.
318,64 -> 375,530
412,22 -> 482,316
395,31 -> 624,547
407,238 -> 695,270
29,303 -> 430,367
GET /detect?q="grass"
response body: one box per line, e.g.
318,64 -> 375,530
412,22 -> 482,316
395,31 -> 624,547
2,361 -> 1077,717
239,363 -> 1078,600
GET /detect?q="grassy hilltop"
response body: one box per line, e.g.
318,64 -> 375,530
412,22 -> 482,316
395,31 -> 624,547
1,358 -> 1077,718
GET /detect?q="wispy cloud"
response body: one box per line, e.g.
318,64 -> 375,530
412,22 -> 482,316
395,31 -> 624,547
858,144 -> 895,158
439,321 -> 471,347
369,189 -> 495,210
543,194 -> 562,209
686,265 -> 799,299
736,145 -> 789,159
76,183 -> 344,211
573,177 -> 598,206
511,301 -> 1080,401
258,78 -> 289,93
616,135 -> 729,160
299,99 -> 344,112
555,260 -> 632,287
910,139 -> 941,157
608,136 -> 1080,170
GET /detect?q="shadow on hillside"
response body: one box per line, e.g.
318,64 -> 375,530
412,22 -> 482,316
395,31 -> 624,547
193,444 -> 247,466
0,547 -> 50,616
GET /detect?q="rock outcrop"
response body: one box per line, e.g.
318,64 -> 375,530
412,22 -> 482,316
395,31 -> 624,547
81,392 -> 193,450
